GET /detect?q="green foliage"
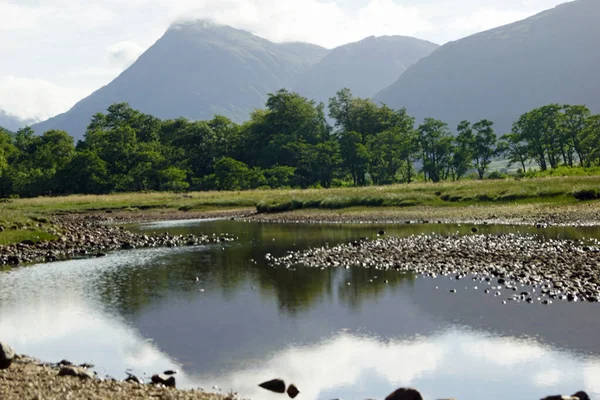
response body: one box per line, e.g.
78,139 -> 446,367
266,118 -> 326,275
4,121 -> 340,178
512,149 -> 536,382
2,92 -> 599,199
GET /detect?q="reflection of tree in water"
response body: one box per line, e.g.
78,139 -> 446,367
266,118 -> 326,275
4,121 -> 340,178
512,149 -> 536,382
94,221 -> 418,318
337,267 -> 415,311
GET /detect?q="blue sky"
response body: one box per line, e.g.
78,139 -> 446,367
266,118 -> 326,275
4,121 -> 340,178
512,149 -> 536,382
0,0 -> 568,121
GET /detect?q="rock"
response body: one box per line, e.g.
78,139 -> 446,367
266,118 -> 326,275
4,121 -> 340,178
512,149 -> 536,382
259,378 -> 286,393
58,365 -> 95,380
163,369 -> 178,375
385,388 -> 424,400
0,341 -> 16,369
471,227 -> 478,233
572,391 -> 591,400
287,383 -> 300,399
125,374 -> 144,384
58,359 -> 73,366
79,362 -> 94,369
20,240 -> 35,246
151,373 -> 176,387
378,230 -> 385,236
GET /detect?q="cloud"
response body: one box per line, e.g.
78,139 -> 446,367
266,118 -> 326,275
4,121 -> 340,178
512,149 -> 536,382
173,0 -> 431,48
106,41 -> 145,69
0,76 -> 92,122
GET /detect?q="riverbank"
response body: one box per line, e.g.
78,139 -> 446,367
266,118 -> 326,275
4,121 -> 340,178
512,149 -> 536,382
0,212 -> 238,268
0,354 -> 232,400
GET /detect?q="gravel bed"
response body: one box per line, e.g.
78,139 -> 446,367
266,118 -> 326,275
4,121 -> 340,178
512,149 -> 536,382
270,233 -> 600,304
0,355 -> 233,400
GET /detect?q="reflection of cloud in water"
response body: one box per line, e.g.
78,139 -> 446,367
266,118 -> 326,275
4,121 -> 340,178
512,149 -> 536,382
195,331 -> 600,400
0,295 -> 184,381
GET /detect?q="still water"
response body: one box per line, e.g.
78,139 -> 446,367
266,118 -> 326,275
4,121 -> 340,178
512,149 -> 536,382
1,219 -> 600,400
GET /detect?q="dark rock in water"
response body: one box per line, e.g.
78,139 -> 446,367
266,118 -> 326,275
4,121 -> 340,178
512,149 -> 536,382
20,239 -> 35,246
96,253 -> 107,258
259,378 -> 286,393
0,341 -> 15,369
385,387 -> 424,400
125,374 -> 144,384
573,391 -> 591,400
58,365 -> 95,380
287,383 -> 300,399
58,359 -> 73,366
151,373 -> 176,387
79,362 -> 94,369
471,227 -> 478,233
378,230 -> 385,236
7,255 -> 20,265
163,369 -> 178,375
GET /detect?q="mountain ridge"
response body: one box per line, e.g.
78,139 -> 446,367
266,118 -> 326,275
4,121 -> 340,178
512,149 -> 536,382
374,0 -> 600,133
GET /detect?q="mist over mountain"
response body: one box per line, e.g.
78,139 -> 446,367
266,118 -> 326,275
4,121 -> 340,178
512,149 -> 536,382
293,35 -> 438,103
0,110 -> 34,132
374,0 -> 600,133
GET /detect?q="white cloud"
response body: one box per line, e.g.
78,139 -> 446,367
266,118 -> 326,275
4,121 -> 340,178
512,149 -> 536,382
0,76 -> 92,121
106,41 -> 145,69
173,0 -> 431,48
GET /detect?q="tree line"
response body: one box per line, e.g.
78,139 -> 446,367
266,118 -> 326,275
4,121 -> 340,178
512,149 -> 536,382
1,88 -> 599,198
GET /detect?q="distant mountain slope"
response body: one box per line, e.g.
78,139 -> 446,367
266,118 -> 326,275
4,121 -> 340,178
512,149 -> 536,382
374,0 -> 600,133
33,21 -> 328,139
293,35 -> 438,103
0,110 -> 34,132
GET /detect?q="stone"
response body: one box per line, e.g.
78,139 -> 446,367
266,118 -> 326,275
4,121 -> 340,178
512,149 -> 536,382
259,378 -> 286,393
151,373 -> 176,387
125,374 -> 144,384
471,227 -> 478,233
163,369 -> 178,375
58,365 -> 95,380
20,240 -> 35,246
385,388 -> 424,400
0,341 -> 16,369
572,391 -> 591,400
287,383 -> 300,399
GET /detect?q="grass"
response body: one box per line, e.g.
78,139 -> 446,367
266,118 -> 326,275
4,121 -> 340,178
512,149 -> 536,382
0,174 -> 599,245
0,175 -> 597,215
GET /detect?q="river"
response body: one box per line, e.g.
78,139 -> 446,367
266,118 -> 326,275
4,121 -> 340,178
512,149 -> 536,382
1,219 -> 600,399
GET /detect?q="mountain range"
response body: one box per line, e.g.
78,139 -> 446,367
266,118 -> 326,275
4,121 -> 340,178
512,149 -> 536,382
374,0 -> 600,133
32,22 -> 437,139
31,0 -> 600,139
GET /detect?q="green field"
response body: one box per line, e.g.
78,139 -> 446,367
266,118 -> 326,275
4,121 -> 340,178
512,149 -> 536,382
1,175 -> 600,245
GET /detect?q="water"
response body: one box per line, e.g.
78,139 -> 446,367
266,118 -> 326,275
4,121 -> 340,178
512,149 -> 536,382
1,219 -> 600,400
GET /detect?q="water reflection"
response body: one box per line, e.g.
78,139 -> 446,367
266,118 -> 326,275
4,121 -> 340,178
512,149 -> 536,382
1,219 -> 600,399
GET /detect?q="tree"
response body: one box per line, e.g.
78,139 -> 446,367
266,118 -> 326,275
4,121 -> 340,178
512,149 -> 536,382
451,121 -> 474,180
471,119 -> 497,179
339,131 -> 369,186
418,118 -> 453,182
560,105 -> 591,166
499,133 -> 529,173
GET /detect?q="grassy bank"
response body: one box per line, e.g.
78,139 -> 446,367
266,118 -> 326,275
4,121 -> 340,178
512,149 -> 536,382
1,175 -> 600,245
3,175 -> 600,214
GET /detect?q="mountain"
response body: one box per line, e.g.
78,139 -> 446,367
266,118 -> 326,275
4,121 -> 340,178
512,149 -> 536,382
33,20 -> 328,139
0,110 -> 34,132
292,35 -> 438,103
374,0 -> 600,134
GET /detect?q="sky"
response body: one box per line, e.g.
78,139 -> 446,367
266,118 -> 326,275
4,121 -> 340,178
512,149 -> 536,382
0,0 -> 569,123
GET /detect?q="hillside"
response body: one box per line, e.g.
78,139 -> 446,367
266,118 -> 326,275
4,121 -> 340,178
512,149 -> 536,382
293,35 -> 438,103
32,21 -> 328,139
374,0 -> 600,133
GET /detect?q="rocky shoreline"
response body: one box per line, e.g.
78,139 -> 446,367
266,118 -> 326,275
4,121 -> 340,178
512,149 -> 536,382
0,349 -> 233,400
247,202 -> 600,227
270,233 -> 600,304
0,212 -> 239,268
